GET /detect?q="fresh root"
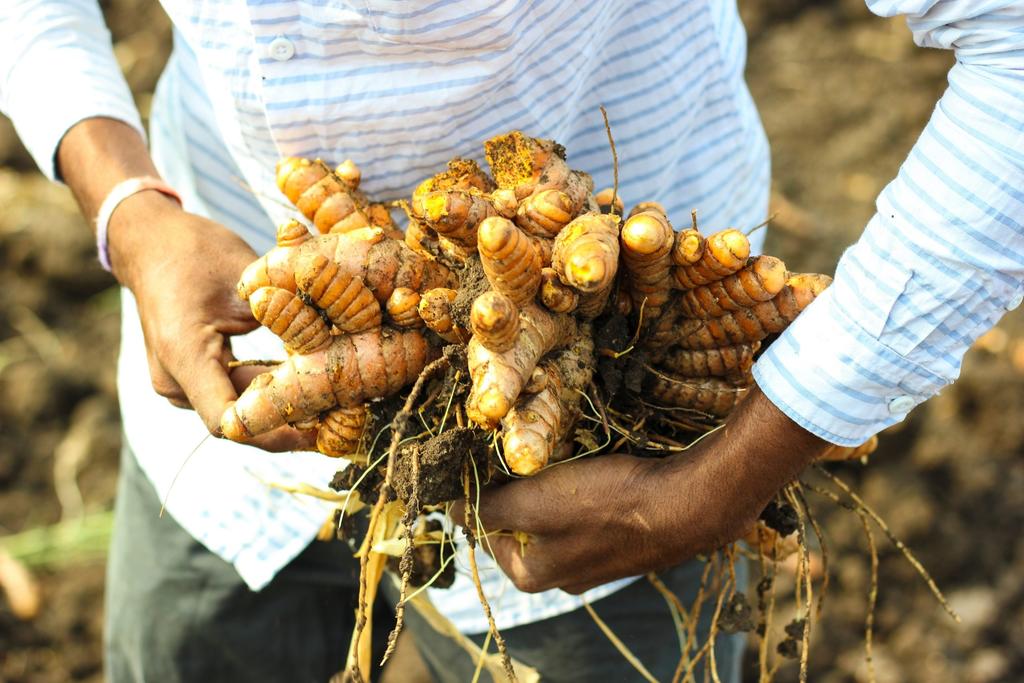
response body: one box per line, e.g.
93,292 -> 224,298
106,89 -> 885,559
466,304 -> 577,429
220,328 -> 436,439
418,287 -> 469,344
620,208 -> 675,317
676,273 -> 832,349
471,291 -> 520,353
551,213 -> 621,318
478,216 -> 544,307
672,228 -> 750,289
317,405 -> 371,459
502,334 -> 595,475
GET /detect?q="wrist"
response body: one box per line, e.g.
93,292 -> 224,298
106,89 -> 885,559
106,189 -> 187,290
657,388 -> 828,552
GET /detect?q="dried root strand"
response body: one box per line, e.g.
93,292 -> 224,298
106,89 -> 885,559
673,229 -> 750,289
478,216 -> 544,307
646,370 -> 750,417
677,255 -> 788,319
317,405 -> 370,458
248,286 -> 331,354
621,209 -> 676,316
418,287 -> 468,344
386,287 -> 424,328
220,328 -> 435,439
678,273 -> 832,349
657,342 -> 759,379
471,291 -> 520,353
466,304 -> 577,428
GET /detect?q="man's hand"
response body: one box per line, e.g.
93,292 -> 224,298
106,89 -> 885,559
57,117 -> 313,451
112,194 -> 314,450
456,387 -> 828,594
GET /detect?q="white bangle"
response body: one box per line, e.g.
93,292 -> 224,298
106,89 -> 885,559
95,176 -> 182,272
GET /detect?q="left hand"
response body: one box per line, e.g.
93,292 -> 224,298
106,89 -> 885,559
453,387 -> 829,594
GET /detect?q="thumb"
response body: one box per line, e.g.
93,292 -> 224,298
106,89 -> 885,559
173,336 -> 242,435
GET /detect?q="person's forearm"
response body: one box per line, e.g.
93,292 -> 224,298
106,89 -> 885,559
656,387 -> 827,555
712,386 -> 826,500
56,117 -> 181,289
0,1 -> 145,180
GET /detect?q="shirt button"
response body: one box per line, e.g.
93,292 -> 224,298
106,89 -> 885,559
888,395 -> 915,415
268,36 -> 295,62
1007,291 -> 1023,312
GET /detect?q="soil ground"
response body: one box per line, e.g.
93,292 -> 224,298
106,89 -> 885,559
1,1 -> 1022,682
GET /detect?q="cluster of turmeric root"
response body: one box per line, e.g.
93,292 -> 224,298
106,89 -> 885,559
212,130 -> 890,682
219,129 -> 877,537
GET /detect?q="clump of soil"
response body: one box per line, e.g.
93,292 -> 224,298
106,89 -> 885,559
448,256 -> 490,331
393,427 -> 488,505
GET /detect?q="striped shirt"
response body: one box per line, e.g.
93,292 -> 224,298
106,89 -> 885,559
755,0 -> 1024,446
1,0 -> 1019,633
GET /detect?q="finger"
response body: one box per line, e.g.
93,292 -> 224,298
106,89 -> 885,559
471,477 -> 548,533
172,330 -> 242,435
219,300 -> 263,335
561,580 -> 602,596
146,348 -> 193,408
484,534 -> 553,594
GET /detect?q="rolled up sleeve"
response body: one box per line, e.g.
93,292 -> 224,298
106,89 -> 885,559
754,0 -> 1024,445
0,0 -> 145,180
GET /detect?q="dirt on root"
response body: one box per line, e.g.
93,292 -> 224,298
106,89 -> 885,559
392,427 -> 487,506
448,255 -> 490,331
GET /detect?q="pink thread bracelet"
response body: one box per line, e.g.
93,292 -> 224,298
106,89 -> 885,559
95,176 -> 182,272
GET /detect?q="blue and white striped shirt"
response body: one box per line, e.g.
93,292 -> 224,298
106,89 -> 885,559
756,0 -> 1024,445
1,0 -> 1021,633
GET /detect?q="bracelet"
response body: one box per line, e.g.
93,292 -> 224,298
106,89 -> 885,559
95,176 -> 182,272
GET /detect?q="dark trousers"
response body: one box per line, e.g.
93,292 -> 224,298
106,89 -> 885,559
390,562 -> 746,683
105,446 -> 743,682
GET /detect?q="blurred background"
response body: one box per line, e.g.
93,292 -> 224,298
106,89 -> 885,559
0,1 -> 1021,681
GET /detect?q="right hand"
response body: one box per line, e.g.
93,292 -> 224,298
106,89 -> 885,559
108,191 -> 316,452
